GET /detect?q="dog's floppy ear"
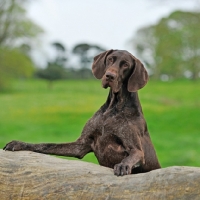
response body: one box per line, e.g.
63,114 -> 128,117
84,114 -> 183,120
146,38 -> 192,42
128,56 -> 148,92
92,49 -> 113,79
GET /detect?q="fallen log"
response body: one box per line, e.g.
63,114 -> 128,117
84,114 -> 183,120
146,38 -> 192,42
0,149 -> 200,200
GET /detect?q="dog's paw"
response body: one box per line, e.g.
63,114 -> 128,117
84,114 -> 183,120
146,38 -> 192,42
114,163 -> 132,176
3,140 -> 27,151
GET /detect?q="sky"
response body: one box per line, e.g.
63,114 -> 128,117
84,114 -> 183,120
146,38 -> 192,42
27,0 -> 199,66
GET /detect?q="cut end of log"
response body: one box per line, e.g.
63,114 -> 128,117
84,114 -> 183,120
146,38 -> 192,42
0,149 -> 200,199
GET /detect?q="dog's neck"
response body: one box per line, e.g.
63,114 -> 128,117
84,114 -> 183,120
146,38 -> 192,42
103,84 -> 142,114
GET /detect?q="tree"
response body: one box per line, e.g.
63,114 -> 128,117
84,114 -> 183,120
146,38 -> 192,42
72,43 -> 105,69
0,0 -> 43,46
0,0 -> 43,91
0,47 -> 35,90
51,42 -> 67,67
35,41 -> 67,88
132,11 -> 200,80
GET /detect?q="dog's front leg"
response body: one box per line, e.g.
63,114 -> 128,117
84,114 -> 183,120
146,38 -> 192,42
3,138 -> 92,159
113,149 -> 145,176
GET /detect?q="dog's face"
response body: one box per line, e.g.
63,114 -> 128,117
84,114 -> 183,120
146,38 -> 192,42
92,50 -> 148,93
102,50 -> 134,93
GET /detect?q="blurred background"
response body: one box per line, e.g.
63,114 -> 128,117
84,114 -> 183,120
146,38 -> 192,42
0,0 -> 200,168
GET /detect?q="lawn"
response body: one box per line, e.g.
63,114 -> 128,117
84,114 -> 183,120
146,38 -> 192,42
0,79 -> 200,168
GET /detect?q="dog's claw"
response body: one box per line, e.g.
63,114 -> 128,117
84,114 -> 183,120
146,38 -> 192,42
114,163 -> 131,176
3,140 -> 26,152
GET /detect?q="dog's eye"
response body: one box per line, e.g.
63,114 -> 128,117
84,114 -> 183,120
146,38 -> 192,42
123,63 -> 129,68
108,57 -> 113,63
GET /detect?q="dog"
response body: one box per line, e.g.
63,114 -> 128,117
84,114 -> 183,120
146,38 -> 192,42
4,49 -> 161,176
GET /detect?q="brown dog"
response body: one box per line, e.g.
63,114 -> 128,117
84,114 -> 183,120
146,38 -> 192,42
4,50 -> 161,176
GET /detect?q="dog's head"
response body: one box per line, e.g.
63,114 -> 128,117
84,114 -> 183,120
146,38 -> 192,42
92,49 -> 148,93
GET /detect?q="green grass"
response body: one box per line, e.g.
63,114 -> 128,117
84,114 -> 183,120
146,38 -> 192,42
0,79 -> 200,168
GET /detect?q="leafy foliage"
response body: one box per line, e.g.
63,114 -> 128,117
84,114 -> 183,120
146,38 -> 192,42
133,10 -> 200,80
0,0 -> 43,91
0,47 -> 34,91
0,0 -> 43,46
35,62 -> 67,88
35,42 -> 67,88
72,43 -> 105,68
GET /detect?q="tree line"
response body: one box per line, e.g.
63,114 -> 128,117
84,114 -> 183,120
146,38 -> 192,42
0,0 -> 106,90
0,0 -> 200,91
132,10 -> 200,81
35,42 -> 106,88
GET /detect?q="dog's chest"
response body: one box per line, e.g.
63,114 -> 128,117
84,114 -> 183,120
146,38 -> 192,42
97,111 -> 126,132
90,110 -> 142,167
92,111 -> 133,146
90,107 -> 142,146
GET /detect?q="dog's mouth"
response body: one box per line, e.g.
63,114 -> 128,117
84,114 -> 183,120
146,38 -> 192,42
102,77 -> 114,88
102,81 -> 109,89
102,77 -> 121,93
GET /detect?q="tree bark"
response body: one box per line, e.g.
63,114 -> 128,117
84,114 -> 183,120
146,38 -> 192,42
0,149 -> 200,200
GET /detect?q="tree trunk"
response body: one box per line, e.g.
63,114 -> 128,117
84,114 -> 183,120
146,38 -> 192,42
0,149 -> 200,200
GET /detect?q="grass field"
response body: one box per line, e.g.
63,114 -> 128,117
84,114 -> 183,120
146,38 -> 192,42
0,79 -> 200,168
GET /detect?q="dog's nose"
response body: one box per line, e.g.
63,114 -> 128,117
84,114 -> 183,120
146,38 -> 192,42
106,72 -> 116,80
